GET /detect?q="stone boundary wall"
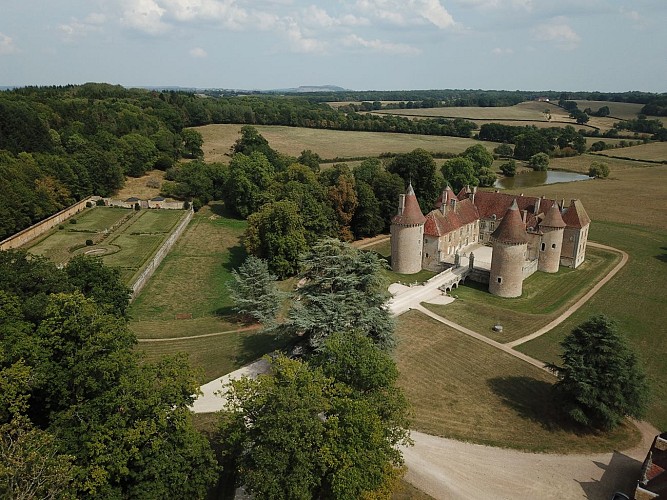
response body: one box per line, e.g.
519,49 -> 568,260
0,196 -> 100,251
522,259 -> 538,278
467,268 -> 490,284
130,209 -> 193,300
105,198 -> 185,210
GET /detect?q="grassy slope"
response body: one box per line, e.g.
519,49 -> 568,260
395,311 -> 640,453
517,221 -> 667,429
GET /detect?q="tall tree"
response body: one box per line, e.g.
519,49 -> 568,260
548,315 -> 650,430
387,149 -> 441,212
321,164 -> 358,241
223,151 -> 275,218
244,200 -> 308,278
441,157 -> 478,192
227,255 -> 282,324
285,239 -> 394,351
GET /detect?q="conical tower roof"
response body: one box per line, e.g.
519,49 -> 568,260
392,183 -> 426,225
490,199 -> 528,245
541,201 -> 566,229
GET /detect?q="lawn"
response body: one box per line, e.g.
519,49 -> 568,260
421,246 -> 619,343
394,310 -> 640,453
195,124 -> 501,163
517,221 -> 667,430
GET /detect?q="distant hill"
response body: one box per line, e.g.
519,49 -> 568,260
274,85 -> 350,93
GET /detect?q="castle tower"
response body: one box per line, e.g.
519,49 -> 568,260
489,199 -> 528,298
538,201 -> 566,273
390,183 -> 426,274
561,199 -> 591,269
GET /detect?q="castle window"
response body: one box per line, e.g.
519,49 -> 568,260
497,277 -> 502,284
552,243 -> 556,249
540,243 -> 545,251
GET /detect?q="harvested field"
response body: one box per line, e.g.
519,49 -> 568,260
395,310 -> 639,453
116,170 -> 165,200
593,141 -> 667,162
373,101 -> 569,121
574,101 -> 644,120
196,124 -> 500,163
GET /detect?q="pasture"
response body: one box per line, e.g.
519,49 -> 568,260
116,170 -> 165,200
574,100 -> 644,120
394,310 -> 639,453
372,101 -> 568,121
26,207 -> 187,284
593,141 -> 667,162
196,124 -> 501,163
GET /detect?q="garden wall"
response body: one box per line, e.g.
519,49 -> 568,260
0,196 -> 100,251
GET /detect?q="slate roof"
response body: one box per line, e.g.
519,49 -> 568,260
151,196 -> 166,201
424,199 -> 479,237
125,197 -> 140,202
391,183 -> 426,226
490,199 -> 528,245
562,199 -> 591,228
638,433 -> 667,498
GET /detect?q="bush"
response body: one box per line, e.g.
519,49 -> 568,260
589,141 -> 607,152
134,203 -> 141,211
588,161 -> 610,178
86,201 -> 93,208
528,152 -> 549,171
499,159 -> 516,177
85,239 -> 93,246
96,199 -> 106,206
58,225 -> 65,230
183,201 -> 191,210
69,219 -> 77,224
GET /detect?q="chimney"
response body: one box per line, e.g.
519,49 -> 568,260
451,198 -> 457,211
522,210 -> 527,223
561,198 -> 565,211
534,197 -> 541,215
398,194 -> 405,215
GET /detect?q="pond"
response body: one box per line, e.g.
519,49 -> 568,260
494,170 -> 592,190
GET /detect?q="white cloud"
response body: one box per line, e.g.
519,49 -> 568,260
532,17 -> 580,50
342,34 -> 421,55
284,18 -> 328,53
456,0 -> 532,10
491,47 -> 513,55
120,0 -> 169,35
0,33 -> 18,55
354,0 -> 456,29
302,6 -> 369,28
189,46 -> 207,57
59,14 -> 106,41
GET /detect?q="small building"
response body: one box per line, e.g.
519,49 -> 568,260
636,432 -> 667,499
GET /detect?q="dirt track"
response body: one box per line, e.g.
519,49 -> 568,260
403,420 -> 658,499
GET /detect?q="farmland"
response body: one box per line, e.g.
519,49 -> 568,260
593,141 -> 667,162
573,100 -> 644,120
196,124 -> 501,163
26,207 -> 188,284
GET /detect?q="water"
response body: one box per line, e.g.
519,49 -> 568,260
494,170 -> 592,190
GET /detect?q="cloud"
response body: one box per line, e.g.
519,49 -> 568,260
302,6 -> 369,28
120,0 -> 169,35
355,0 -> 456,29
58,13 -> 106,41
491,47 -> 513,55
532,17 -> 580,50
284,18 -> 328,53
0,33 -> 18,55
458,0 -> 532,10
342,34 -> 421,55
189,47 -> 207,58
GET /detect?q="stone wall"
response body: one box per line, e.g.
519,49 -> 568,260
0,196 -> 99,251
105,198 -> 185,210
130,209 -> 193,300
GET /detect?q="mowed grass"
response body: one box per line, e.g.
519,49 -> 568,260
422,246 -> 619,343
594,141 -> 667,162
517,221 -> 667,430
196,124 -> 501,163
395,310 -> 640,453
574,101 -> 644,120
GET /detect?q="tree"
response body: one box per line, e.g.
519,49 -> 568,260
462,144 -> 493,171
500,159 -> 517,177
285,239 -> 394,351
354,159 -> 405,232
244,200 -> 308,278
441,157 -> 478,193
528,152 -> 550,171
387,149 -> 441,212
223,152 -> 275,218
218,354 -> 410,500
181,128 -> 204,159
477,167 -> 496,187
297,149 -> 321,172
321,164 -> 358,241
227,256 -> 282,324
494,143 -> 514,158
588,161 -> 610,178
548,315 -> 650,430
351,181 -> 384,239
118,133 -> 159,177
514,131 -> 551,160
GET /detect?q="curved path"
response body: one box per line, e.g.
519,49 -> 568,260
190,240 -> 647,499
137,325 -> 259,343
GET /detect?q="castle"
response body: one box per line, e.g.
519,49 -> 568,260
390,184 -> 591,298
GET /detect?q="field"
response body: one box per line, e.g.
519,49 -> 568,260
574,100 -> 644,120
421,246 -> 619,343
196,124 -> 501,163
116,170 -> 165,200
26,207 -> 187,284
395,310 -> 640,453
593,141 -> 667,162
130,204 -> 292,382
372,101 -> 569,121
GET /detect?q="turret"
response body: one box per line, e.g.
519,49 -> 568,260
390,183 -> 426,274
489,199 -> 527,298
538,201 -> 566,273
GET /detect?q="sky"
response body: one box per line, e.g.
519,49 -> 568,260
1,0 -> 666,92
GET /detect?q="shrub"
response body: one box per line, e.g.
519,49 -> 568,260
134,203 -> 141,211
499,159 -> 516,177
85,239 -> 93,246
69,219 -> 77,224
589,141 -> 607,152
589,161 -> 610,178
86,201 -> 93,208
183,201 -> 191,210
96,199 -> 106,206
58,225 -> 65,230
528,152 -> 549,171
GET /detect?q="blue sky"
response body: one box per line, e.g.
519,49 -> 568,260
1,0 -> 665,92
